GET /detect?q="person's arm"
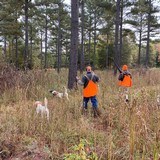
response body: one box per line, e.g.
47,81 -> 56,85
126,71 -> 132,79
76,76 -> 84,85
129,72 -> 132,79
97,76 -> 100,82
94,75 -> 100,82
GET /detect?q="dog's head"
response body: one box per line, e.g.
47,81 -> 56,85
51,90 -> 58,96
35,101 -> 42,106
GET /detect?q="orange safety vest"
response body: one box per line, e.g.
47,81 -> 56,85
83,74 -> 98,97
118,74 -> 132,87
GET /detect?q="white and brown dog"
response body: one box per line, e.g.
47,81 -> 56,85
50,87 -> 69,100
35,97 -> 49,120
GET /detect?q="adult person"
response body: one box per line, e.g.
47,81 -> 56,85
118,65 -> 132,102
76,65 -> 100,117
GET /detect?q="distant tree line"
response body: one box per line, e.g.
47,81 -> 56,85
0,0 -> 160,88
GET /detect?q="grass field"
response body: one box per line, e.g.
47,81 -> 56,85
0,67 -> 160,160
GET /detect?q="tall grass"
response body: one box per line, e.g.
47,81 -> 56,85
0,67 -> 160,159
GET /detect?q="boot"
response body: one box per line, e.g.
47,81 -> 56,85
82,108 -> 88,116
93,108 -> 101,118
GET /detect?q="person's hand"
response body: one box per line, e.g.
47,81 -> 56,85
76,76 -> 80,80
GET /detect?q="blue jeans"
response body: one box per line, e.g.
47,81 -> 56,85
83,96 -> 98,109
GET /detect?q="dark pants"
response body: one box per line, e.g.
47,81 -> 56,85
83,96 -> 98,109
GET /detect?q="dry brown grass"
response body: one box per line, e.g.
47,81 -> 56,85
0,68 -> 160,159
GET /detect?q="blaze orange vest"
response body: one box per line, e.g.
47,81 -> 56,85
118,74 -> 132,87
83,74 -> 98,97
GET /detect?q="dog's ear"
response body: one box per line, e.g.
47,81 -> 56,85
49,89 -> 53,93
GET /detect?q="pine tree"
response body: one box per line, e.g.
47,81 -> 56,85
68,0 -> 79,89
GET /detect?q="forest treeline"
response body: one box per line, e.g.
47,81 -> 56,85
0,1 -> 160,76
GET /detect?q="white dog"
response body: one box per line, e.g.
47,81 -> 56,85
50,87 -> 69,100
157,95 -> 160,107
35,97 -> 49,120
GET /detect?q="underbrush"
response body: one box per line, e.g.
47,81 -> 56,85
0,67 -> 160,159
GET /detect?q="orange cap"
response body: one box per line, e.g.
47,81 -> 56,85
86,66 -> 92,72
122,65 -> 128,71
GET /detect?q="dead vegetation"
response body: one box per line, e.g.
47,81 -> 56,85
0,68 -> 160,159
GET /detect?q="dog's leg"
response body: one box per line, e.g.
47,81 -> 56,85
66,94 -> 69,100
46,110 -> 49,121
41,113 -> 43,119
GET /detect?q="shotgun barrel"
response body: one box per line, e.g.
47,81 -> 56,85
113,60 -> 122,73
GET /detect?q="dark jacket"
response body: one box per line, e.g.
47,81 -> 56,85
82,71 -> 100,88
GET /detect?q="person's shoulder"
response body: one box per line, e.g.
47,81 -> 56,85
92,72 -> 100,81
124,71 -> 131,75
83,74 -> 90,80
83,74 -> 87,79
93,72 -> 99,77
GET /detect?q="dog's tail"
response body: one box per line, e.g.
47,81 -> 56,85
44,97 -> 48,108
63,86 -> 68,93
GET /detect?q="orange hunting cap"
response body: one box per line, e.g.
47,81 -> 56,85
122,65 -> 128,71
86,66 -> 92,72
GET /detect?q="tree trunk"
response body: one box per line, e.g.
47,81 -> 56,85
106,35 -> 109,69
15,35 -> 18,69
88,12 -> 91,65
114,0 -> 121,75
65,42 -> 68,67
57,3 -> 62,73
138,14 -> 142,66
8,39 -> 12,63
4,36 -> 7,60
93,10 -> 97,68
11,38 -> 14,63
80,0 -> 85,73
40,30 -> 43,69
145,0 -> 151,68
119,0 -> 123,66
44,7 -> 48,69
24,0 -> 29,70
15,11 -> 18,69
30,25 -> 33,69
68,0 -> 79,89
